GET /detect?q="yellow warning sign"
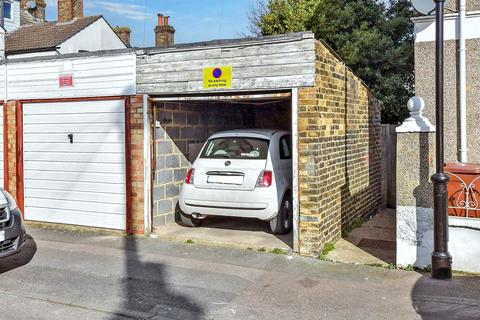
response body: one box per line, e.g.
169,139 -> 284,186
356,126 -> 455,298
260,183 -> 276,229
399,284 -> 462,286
203,66 -> 232,89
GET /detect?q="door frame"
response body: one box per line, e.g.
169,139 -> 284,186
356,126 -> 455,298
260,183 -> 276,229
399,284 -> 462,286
16,96 -> 132,233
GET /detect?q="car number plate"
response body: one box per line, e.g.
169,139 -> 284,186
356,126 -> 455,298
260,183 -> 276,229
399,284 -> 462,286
0,231 -> 5,242
207,175 -> 243,185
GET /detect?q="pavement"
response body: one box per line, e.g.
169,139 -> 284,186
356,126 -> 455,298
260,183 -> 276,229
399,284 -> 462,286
153,216 -> 292,252
0,227 -> 479,320
328,209 -> 396,266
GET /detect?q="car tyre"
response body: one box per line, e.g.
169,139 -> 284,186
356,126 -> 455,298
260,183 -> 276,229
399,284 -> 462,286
269,193 -> 293,235
179,211 -> 203,227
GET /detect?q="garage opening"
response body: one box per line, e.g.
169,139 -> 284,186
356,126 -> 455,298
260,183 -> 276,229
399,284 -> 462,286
150,91 -> 295,251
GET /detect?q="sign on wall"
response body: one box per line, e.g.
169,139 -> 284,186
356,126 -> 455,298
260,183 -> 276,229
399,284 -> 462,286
59,74 -> 74,88
203,66 -> 232,89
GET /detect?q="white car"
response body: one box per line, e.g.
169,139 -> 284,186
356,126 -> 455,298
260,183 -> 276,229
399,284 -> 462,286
179,129 -> 293,234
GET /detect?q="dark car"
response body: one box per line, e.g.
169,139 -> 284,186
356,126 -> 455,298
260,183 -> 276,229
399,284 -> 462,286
0,190 -> 26,258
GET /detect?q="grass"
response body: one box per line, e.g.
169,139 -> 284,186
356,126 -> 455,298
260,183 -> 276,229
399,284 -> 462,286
257,247 -> 267,252
318,242 -> 336,260
185,239 -> 195,244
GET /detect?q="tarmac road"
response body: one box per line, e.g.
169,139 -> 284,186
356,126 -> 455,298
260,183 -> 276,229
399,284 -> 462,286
0,227 -> 479,320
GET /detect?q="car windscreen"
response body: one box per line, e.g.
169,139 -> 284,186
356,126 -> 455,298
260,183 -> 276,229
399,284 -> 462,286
200,137 -> 269,160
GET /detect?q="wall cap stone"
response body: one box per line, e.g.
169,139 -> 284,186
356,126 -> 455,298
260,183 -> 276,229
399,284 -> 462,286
396,96 -> 435,133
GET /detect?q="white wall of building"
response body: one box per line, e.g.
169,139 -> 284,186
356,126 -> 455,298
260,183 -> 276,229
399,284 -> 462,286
3,0 -> 21,32
397,206 -> 480,273
414,11 -> 480,42
59,19 -> 126,54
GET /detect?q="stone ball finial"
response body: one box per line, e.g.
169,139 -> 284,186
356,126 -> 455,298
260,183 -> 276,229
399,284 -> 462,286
396,95 -> 435,133
407,96 -> 425,113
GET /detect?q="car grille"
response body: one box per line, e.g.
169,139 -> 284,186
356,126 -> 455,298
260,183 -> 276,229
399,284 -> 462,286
0,206 -> 8,220
0,238 -> 16,253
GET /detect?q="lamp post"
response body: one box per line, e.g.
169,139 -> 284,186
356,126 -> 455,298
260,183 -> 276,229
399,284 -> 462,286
431,0 -> 452,280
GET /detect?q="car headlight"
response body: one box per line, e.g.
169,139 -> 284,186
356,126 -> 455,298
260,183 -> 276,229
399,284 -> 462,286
1,190 -> 17,211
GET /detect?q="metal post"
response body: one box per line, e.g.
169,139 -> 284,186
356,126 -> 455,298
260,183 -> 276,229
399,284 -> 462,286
431,0 -> 452,280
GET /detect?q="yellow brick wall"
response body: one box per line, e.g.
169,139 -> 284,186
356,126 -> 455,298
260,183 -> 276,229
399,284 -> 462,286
297,41 -> 382,256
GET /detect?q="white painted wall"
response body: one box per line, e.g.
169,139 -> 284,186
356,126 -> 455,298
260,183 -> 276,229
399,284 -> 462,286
59,18 -> 126,54
397,206 -> 480,273
0,51 -> 136,100
3,0 -> 21,33
413,11 -> 480,42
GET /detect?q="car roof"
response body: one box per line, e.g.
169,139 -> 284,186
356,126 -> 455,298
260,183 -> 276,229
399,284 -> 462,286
209,129 -> 290,140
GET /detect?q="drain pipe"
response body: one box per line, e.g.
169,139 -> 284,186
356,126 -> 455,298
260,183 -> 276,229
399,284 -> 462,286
459,0 -> 468,163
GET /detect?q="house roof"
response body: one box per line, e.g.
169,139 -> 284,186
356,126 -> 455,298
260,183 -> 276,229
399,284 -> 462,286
5,15 -> 102,55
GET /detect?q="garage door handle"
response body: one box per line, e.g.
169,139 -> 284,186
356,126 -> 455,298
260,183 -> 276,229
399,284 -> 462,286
68,134 -> 74,144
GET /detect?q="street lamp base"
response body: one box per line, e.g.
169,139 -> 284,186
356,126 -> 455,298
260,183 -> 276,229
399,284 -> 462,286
432,251 -> 452,279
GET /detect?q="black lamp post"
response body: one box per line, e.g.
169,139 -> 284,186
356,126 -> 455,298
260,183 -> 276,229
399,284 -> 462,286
431,0 -> 452,279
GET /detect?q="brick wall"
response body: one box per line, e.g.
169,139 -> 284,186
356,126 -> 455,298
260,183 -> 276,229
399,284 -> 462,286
152,101 -> 290,227
5,102 -> 16,196
297,41 -> 383,256
129,95 -> 145,234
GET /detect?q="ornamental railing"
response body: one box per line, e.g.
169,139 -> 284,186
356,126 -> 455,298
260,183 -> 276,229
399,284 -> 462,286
446,171 -> 480,219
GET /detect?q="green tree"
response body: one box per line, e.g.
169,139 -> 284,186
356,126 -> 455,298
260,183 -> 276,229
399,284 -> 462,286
251,0 -> 414,124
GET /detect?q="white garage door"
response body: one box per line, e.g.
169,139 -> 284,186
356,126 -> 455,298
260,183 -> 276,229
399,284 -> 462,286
23,100 -> 127,230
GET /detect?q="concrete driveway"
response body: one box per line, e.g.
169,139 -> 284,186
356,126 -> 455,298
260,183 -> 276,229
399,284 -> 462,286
0,227 -> 479,320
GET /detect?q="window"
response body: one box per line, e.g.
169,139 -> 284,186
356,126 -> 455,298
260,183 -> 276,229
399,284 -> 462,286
200,137 -> 269,160
279,135 -> 291,160
3,2 -> 11,20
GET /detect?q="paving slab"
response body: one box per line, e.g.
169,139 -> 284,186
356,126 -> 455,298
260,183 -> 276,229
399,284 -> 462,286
153,216 -> 293,252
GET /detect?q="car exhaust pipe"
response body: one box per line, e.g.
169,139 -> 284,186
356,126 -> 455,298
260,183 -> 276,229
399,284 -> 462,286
192,213 -> 206,219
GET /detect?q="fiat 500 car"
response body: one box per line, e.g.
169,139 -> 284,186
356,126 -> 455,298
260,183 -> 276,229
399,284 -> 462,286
179,129 -> 293,234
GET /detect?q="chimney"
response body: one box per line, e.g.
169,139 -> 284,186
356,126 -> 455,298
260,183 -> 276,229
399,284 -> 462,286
58,0 -> 84,22
155,13 -> 175,48
20,0 -> 47,22
114,27 -> 131,47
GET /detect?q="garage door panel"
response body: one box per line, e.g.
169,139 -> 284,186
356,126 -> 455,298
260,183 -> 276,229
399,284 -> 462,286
25,189 -> 125,204
25,198 -> 125,215
23,101 -> 125,115
25,170 -> 126,184
24,123 -> 125,134
24,142 -> 125,154
25,161 -> 125,174
24,151 -> 125,163
25,208 -> 125,230
25,180 -> 125,194
24,113 -> 125,125
23,100 -> 127,230
24,132 -> 125,144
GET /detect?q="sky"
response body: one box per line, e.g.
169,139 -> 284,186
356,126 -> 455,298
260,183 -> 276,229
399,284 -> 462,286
44,0 -> 258,47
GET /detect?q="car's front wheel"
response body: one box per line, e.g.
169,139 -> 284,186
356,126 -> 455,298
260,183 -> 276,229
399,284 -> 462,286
179,211 -> 203,227
269,193 -> 293,235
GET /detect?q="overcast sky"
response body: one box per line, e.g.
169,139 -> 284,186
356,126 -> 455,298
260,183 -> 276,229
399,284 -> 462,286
44,0 -> 256,47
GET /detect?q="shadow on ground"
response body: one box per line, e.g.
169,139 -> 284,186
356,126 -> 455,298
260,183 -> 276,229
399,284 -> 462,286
0,234 -> 36,274
180,215 -> 293,249
412,275 -> 480,319
112,236 -> 204,319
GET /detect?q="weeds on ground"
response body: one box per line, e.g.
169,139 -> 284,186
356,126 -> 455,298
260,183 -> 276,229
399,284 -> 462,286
246,247 -> 253,251
258,247 -> 267,252
186,239 -> 195,244
342,218 -> 367,237
318,242 -> 335,260
271,248 -> 289,255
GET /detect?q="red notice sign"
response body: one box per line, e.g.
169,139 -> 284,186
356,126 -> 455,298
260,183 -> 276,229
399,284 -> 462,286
59,74 -> 74,87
